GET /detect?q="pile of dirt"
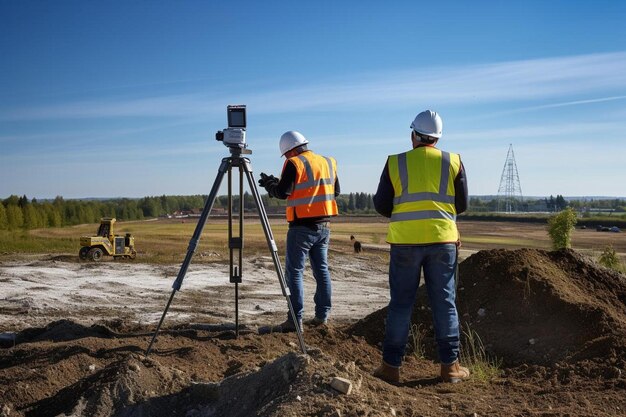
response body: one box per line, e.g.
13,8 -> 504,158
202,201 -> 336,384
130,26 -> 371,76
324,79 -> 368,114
458,248 -> 626,366
349,248 -> 626,368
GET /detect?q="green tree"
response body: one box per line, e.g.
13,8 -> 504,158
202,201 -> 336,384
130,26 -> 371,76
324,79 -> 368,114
4,195 -> 20,207
23,204 -> 41,229
43,204 -> 62,227
547,207 -> 577,249
6,205 -> 24,230
0,203 -> 8,230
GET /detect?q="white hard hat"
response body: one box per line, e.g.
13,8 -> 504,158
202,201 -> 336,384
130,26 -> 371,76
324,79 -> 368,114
279,131 -> 309,156
410,110 -> 443,139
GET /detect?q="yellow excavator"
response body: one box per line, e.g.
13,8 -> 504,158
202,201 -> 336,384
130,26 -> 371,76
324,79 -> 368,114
79,218 -> 137,261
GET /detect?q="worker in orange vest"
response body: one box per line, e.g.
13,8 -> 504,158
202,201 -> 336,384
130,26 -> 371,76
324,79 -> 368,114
258,131 -> 340,333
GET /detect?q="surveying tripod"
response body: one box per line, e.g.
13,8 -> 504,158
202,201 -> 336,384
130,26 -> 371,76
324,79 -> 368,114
145,147 -> 306,355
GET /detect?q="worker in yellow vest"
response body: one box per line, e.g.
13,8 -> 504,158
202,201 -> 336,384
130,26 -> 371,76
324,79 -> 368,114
372,110 -> 469,384
258,131 -> 340,334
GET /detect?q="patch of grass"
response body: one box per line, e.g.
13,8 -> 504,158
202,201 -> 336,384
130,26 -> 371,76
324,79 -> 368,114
409,323 -> 427,359
0,230 -> 78,254
460,322 -> 502,382
2,219 -> 296,264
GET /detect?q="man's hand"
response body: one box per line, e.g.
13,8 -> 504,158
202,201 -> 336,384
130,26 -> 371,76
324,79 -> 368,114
258,172 -> 278,189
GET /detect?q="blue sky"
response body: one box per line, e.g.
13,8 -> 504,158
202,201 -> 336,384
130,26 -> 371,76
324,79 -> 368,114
1,1 -> 625,199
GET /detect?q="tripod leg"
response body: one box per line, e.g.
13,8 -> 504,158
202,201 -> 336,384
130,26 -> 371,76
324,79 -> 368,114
227,163 -> 245,338
241,159 -> 307,354
145,157 -> 231,356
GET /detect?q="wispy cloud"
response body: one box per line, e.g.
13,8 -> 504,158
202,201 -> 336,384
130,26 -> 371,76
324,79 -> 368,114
445,121 -> 626,143
2,51 -> 626,121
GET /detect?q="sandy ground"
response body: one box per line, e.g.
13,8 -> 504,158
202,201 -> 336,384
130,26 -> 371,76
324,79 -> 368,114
0,252 -> 392,332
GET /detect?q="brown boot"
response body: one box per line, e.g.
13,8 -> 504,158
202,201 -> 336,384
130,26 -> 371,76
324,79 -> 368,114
440,360 -> 470,383
373,361 -> 400,385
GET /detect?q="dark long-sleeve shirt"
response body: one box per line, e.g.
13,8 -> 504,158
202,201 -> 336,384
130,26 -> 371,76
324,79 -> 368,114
373,156 -> 468,218
266,158 -> 341,226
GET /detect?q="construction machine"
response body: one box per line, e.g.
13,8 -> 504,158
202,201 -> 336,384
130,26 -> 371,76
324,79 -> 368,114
79,218 -> 137,261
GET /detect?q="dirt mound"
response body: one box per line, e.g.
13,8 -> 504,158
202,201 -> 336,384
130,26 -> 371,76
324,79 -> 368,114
459,248 -> 626,365
20,354 -> 188,417
348,248 -> 626,367
11,320 -> 116,344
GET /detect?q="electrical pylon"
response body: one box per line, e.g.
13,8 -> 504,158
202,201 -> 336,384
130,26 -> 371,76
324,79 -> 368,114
497,144 -> 524,213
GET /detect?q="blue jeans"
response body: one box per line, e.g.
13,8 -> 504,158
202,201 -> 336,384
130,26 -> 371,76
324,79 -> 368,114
285,223 -> 332,322
382,243 -> 460,366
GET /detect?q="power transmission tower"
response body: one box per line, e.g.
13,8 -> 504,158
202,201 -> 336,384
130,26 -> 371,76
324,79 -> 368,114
497,144 -> 523,213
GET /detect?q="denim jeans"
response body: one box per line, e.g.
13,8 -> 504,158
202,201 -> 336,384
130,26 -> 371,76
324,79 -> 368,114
284,223 -> 332,322
382,243 -> 460,366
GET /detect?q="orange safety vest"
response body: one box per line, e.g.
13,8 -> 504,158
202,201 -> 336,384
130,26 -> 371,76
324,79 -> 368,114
285,150 -> 338,222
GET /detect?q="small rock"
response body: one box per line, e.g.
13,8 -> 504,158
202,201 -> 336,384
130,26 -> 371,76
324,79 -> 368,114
88,364 -> 96,372
529,338 -> 537,345
391,408 -> 396,416
296,395 -> 302,401
355,375 -> 363,390
255,305 -> 263,310
306,347 -> 323,358
477,308 -> 486,317
129,363 -> 141,372
330,377 -> 353,395
2,404 -> 12,417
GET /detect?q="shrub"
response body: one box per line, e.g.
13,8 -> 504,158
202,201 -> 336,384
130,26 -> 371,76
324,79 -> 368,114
598,245 -> 625,273
547,208 -> 577,249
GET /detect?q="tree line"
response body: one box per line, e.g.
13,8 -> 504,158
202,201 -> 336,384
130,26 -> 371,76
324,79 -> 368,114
3,192 -> 623,231
469,195 -> 626,213
0,193 -> 378,231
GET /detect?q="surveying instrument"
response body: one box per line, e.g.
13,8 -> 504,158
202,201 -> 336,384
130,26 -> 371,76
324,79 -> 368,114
146,105 -> 306,356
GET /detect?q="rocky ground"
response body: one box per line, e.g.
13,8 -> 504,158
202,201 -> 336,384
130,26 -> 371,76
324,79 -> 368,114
1,248 -> 626,417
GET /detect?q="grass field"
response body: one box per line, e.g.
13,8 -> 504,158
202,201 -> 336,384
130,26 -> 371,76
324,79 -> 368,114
1,216 -> 624,264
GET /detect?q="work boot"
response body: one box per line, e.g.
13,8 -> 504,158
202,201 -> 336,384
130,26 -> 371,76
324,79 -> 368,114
373,361 -> 400,385
258,318 -> 303,335
305,316 -> 328,326
440,360 -> 470,383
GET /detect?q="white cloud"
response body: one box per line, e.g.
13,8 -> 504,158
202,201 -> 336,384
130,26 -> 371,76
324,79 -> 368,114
3,51 -> 626,121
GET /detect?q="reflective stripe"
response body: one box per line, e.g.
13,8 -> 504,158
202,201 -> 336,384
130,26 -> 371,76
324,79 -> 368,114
287,193 -> 335,207
393,150 -> 453,205
394,192 -> 455,205
293,155 -> 335,191
324,156 -> 335,184
391,210 -> 457,222
439,151 -> 451,195
397,153 -> 409,192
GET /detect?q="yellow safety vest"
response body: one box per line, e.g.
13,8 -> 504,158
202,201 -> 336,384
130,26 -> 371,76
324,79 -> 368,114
285,151 -> 338,222
386,146 -> 461,244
